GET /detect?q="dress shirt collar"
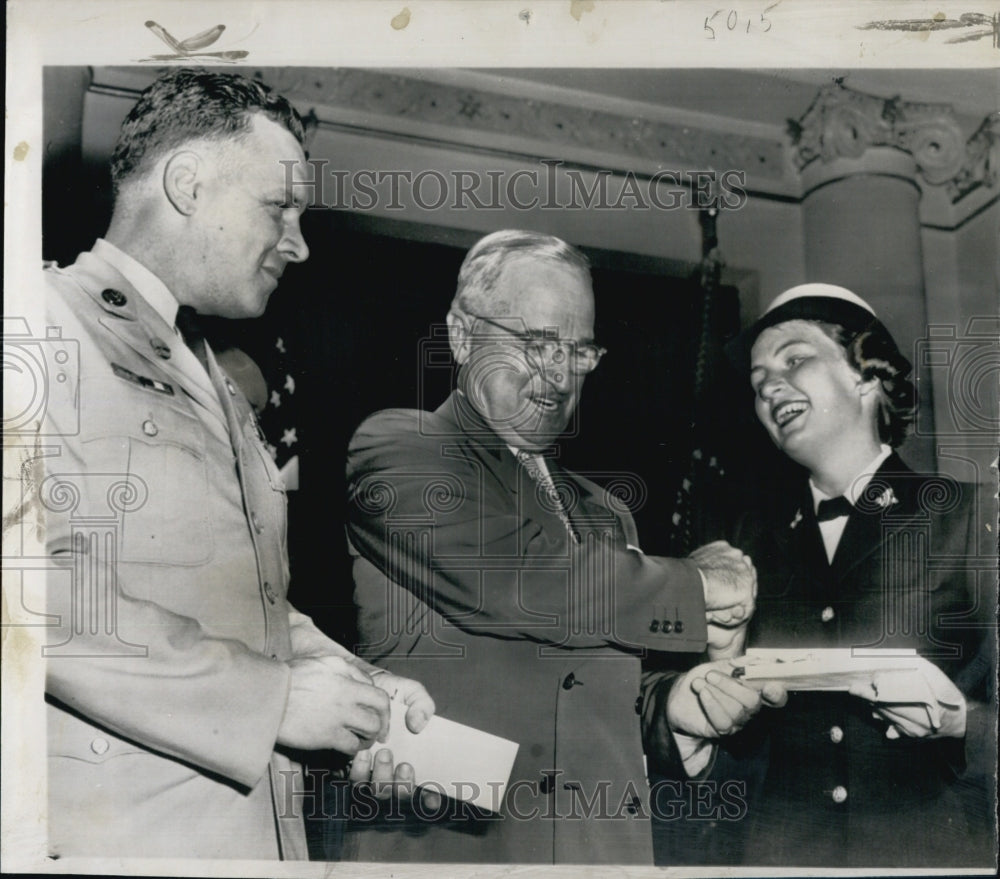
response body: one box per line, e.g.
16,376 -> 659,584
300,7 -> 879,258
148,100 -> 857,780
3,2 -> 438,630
93,238 -> 180,332
809,444 -> 893,513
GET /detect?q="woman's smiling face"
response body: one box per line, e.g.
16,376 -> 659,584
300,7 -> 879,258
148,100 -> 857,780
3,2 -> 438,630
750,319 -> 871,469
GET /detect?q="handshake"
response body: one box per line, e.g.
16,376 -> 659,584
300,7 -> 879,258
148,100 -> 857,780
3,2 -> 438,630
692,540 -> 758,660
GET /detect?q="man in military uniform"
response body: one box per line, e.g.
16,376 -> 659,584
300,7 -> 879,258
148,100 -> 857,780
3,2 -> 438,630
41,69 -> 433,860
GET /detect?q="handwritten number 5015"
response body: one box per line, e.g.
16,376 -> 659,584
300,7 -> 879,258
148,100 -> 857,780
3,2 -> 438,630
704,4 -> 778,39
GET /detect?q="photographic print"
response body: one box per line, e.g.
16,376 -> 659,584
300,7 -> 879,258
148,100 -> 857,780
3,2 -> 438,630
4,2 -> 998,877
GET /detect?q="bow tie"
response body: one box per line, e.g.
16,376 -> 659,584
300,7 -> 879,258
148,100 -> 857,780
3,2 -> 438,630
816,496 -> 853,522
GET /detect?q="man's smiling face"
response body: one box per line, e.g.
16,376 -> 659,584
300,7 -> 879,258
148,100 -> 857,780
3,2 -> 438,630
458,256 -> 595,451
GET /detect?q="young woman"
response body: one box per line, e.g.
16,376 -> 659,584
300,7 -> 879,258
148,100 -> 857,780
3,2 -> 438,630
725,283 -> 994,867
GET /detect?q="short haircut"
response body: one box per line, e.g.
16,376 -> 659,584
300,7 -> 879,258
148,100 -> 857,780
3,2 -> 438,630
451,229 -> 591,317
110,69 -> 305,197
817,321 -> 916,448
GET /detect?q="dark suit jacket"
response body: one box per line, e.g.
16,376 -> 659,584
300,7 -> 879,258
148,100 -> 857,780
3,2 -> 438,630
685,453 -> 996,868
344,391 -> 709,863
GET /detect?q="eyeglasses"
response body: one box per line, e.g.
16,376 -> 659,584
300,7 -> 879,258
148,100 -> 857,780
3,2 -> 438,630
463,311 -> 607,375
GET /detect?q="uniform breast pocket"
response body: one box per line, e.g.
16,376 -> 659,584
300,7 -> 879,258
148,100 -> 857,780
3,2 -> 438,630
76,377 -> 214,566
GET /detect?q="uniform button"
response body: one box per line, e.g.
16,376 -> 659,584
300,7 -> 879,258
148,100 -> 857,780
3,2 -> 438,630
149,337 -> 172,359
142,419 -> 158,437
251,511 -> 263,534
562,672 -> 580,690
101,288 -> 127,307
831,785 -> 848,804
90,737 -> 110,755
821,606 -> 835,623
674,620 -> 684,634
829,725 -> 844,744
660,619 -> 673,634
649,619 -> 659,633
263,581 -> 277,605
225,379 -> 237,396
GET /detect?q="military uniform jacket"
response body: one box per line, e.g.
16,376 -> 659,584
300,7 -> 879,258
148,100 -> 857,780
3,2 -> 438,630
345,391 -> 708,864
722,454 -> 996,868
40,245 -> 308,860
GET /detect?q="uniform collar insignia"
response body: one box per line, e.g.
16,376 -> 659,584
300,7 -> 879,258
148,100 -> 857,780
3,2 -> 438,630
874,486 -> 899,509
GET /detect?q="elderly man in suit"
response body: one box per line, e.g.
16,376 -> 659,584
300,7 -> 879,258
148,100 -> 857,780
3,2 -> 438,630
41,69 -> 433,860
344,229 -> 769,863
654,283 -> 995,867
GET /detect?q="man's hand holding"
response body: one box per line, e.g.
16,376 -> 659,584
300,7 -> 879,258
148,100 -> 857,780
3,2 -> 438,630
706,619 -> 749,661
349,748 -> 443,812
349,671 -> 439,811
276,654 -> 389,753
667,658 -> 786,740
691,540 -> 757,628
369,669 -> 436,735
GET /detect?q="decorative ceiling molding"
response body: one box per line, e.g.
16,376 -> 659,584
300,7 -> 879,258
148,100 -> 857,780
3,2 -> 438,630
254,67 -> 789,184
789,82 -> 999,203
88,67 -> 997,229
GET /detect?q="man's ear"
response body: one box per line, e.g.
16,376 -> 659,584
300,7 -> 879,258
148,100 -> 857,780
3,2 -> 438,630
162,151 -> 202,216
446,310 -> 471,365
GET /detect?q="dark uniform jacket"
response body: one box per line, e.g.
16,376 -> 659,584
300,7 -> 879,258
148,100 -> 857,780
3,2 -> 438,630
692,453 -> 996,868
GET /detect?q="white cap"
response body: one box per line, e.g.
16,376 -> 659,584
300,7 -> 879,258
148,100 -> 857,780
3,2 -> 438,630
764,283 -> 876,317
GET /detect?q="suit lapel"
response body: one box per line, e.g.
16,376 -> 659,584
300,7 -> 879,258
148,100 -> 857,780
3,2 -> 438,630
772,481 -> 831,587
546,457 -> 630,541
830,454 -> 919,580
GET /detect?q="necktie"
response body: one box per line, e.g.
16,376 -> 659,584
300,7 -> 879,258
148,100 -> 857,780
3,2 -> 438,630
516,450 -> 580,544
175,305 -> 210,373
816,495 -> 852,522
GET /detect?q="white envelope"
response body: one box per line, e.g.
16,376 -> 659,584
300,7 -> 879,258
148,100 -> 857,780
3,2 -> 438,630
374,701 -> 519,813
738,647 -> 922,689
735,648 -> 951,725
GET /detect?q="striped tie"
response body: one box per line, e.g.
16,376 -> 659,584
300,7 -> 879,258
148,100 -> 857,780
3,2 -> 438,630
516,450 -> 580,544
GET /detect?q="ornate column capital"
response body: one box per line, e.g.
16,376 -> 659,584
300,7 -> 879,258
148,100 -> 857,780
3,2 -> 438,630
789,82 -> 999,202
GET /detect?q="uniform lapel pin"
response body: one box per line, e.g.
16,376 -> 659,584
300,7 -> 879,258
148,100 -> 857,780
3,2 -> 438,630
789,508 -> 803,529
875,487 -> 899,509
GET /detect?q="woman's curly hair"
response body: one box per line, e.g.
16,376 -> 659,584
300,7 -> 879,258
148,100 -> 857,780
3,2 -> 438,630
818,321 -> 916,447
